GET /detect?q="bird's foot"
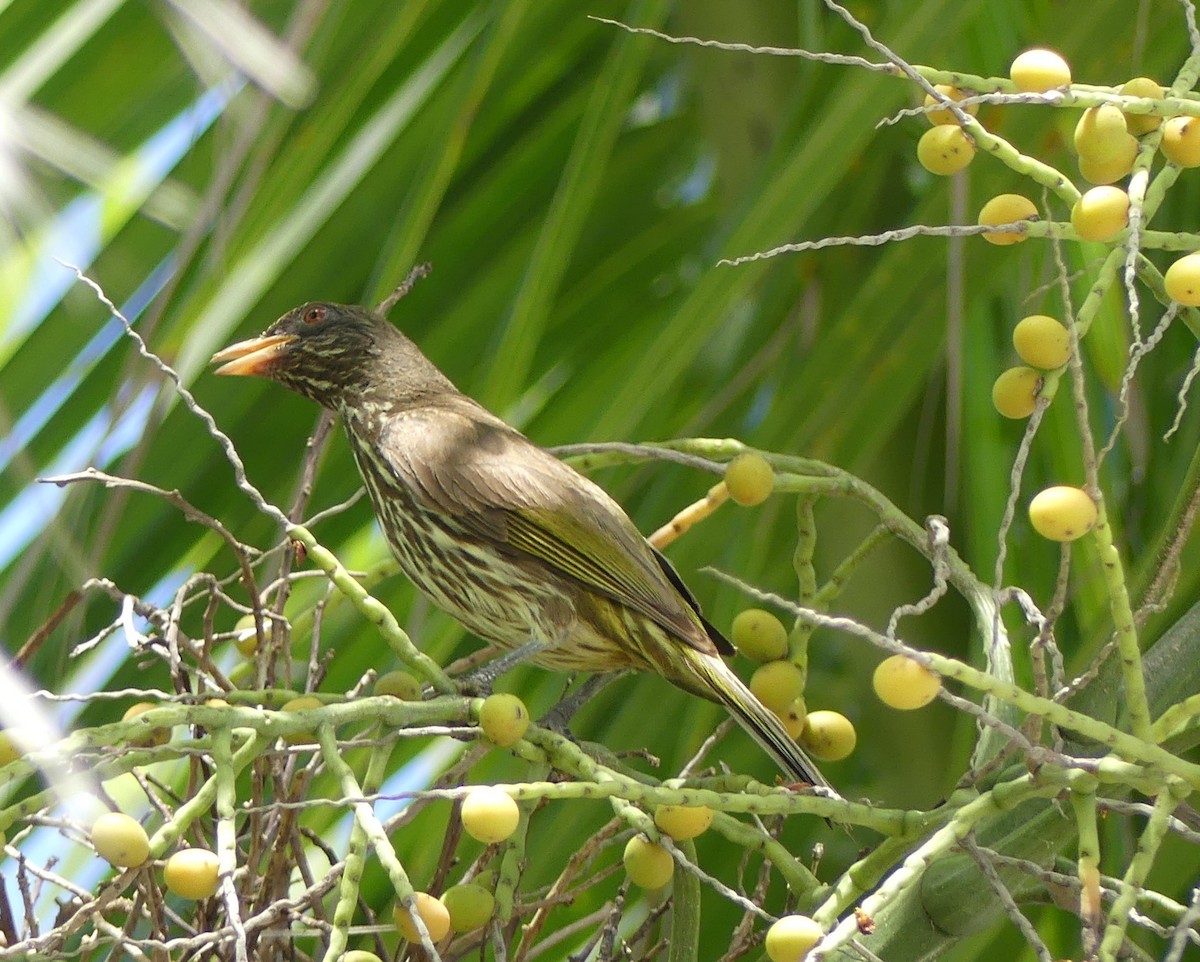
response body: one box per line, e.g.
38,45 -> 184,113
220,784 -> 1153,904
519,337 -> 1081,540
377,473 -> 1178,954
456,641 -> 550,696
541,672 -> 624,732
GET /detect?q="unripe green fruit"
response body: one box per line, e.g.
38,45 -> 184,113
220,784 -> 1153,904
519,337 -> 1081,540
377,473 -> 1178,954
765,914 -> 824,962
1073,105 -> 1129,162
440,882 -> 495,931
394,892 -> 451,942
1013,315 -> 1070,370
1120,77 -> 1164,136
873,655 -> 942,710
232,613 -> 259,656
917,125 -> 974,175
1010,48 -> 1071,92
725,454 -> 775,506
654,804 -> 714,840
280,695 -> 323,745
731,609 -> 789,663
374,670 -> 423,701
477,693 -> 530,748
1162,116 -> 1200,167
122,702 -> 170,748
460,787 -> 520,844
923,85 -> 978,126
978,194 -> 1038,245
623,836 -> 674,889
800,710 -> 856,761
1078,134 -> 1137,184
91,812 -> 151,868
991,367 -> 1042,419
163,848 -> 221,899
1165,252 -> 1200,306
750,661 -> 805,714
1071,186 -> 1129,242
1028,486 -> 1097,542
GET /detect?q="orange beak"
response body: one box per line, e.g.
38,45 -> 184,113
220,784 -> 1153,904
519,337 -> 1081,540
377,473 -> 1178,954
210,334 -> 297,377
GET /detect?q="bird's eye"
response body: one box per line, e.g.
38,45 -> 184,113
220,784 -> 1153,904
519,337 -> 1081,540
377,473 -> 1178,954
304,306 -> 327,324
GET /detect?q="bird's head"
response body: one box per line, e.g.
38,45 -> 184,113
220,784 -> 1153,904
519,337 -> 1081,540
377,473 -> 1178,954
211,302 -> 453,414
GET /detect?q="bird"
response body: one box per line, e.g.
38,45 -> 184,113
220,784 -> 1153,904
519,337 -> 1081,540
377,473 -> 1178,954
212,301 -> 831,791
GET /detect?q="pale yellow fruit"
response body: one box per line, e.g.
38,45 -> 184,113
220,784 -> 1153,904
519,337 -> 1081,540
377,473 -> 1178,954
923,85 -> 978,126
1010,48 -> 1071,92
1165,252 -> 1200,306
1073,105 -> 1129,162
1028,486 -> 1098,542
1071,186 -> 1129,242
342,953 -> 384,962
779,698 -> 807,739
750,661 -> 805,714
654,805 -> 714,840
477,693 -> 530,748
91,812 -> 151,868
623,836 -> 674,889
1013,315 -> 1071,370
991,367 -> 1042,419
725,454 -> 775,506
1161,116 -> 1200,167
122,702 -> 170,748
1120,77 -> 1164,136
917,125 -> 975,175
1078,134 -> 1137,184
765,914 -> 824,962
872,655 -> 942,710
440,883 -> 495,931
978,194 -> 1038,245
232,613 -> 259,657
163,848 -> 221,899
731,609 -> 789,663
374,670 -> 423,701
800,710 -> 856,761
280,695 -> 323,745
0,731 -> 25,767
460,787 -> 520,844
394,892 -> 452,942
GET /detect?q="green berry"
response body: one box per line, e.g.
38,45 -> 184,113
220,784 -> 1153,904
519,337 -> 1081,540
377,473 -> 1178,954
800,710 -> 856,761
374,670 -> 423,701
750,661 -> 804,714
765,914 -> 824,962
477,693 -> 530,748
623,836 -> 674,889
731,609 -> 789,663
725,454 -> 775,506
440,883 -> 495,931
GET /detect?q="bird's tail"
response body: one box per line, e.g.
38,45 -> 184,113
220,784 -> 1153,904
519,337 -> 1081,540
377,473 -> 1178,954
682,649 -> 836,796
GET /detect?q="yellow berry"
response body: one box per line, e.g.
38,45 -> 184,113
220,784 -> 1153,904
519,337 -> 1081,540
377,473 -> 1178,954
750,661 -> 805,714
1071,186 -> 1129,242
766,914 -> 824,962
280,695 -> 323,745
477,693 -> 530,748
978,194 -> 1039,245
1010,48 -> 1071,92
923,85 -> 978,126
800,710 -> 856,761
917,125 -> 975,175
0,731 -> 25,767
1120,77 -> 1164,136
1161,116 -> 1200,167
1073,105 -> 1129,162
342,953 -> 384,962
91,812 -> 151,868
440,883 -> 495,932
654,805 -> 714,840
623,836 -> 674,889
1165,252 -> 1200,306
232,613 -> 259,657
725,454 -> 775,506
991,367 -> 1042,419
731,609 -> 789,663
163,848 -> 221,899
374,670 -> 423,701
1028,486 -> 1098,542
122,702 -> 170,748
779,698 -> 808,739
872,654 -> 942,710
1078,134 -> 1137,184
460,787 -> 520,844
1013,315 -> 1071,370
394,892 -> 451,942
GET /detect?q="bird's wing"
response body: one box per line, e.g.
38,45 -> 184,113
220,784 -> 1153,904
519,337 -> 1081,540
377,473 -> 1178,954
378,401 -> 722,655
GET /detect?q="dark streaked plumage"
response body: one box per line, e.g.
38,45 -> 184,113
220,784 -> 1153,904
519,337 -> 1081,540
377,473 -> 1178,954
212,302 -> 830,790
